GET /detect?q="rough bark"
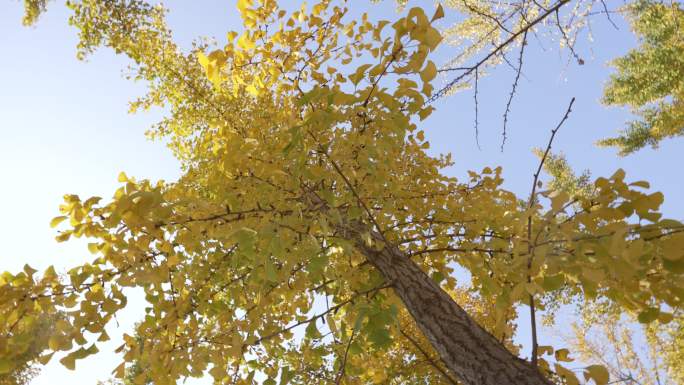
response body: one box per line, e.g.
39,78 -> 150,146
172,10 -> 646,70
356,234 -> 554,385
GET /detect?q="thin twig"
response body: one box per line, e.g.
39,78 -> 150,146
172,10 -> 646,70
335,327 -> 358,384
460,0 -> 513,34
501,30 -> 528,151
599,0 -> 619,30
526,97 -> 576,367
555,9 -> 584,65
529,97 -> 576,200
474,68 -> 481,149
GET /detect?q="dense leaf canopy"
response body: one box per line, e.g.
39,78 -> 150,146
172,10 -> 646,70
600,0 -> 684,154
1,1 -> 683,384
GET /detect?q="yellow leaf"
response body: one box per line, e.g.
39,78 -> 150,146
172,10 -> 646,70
537,345 -> 554,355
662,233 -> 684,261
349,64 -> 373,86
87,242 -> 99,254
55,232 -> 71,242
584,365 -> 609,385
97,331 -> 111,342
629,180 -> 650,188
237,34 -> 255,50
37,353 -> 54,365
50,216 -> 68,228
167,253 -> 180,267
420,60 -> 437,83
581,267 -> 605,283
60,355 -> 76,370
658,311 -> 674,323
312,4 -> 325,16
0,359 -> 13,375
418,107 -> 434,121
555,364 -> 579,385
197,51 -> 209,68
431,4 -> 445,22
44,265 -> 57,279
23,264 -> 37,276
423,27 -> 442,51
236,0 -> 253,12
246,84 -> 259,96
48,335 -> 61,351
555,348 -> 573,362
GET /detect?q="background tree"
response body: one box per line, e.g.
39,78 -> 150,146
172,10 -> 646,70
599,0 -> 684,155
0,313 -> 60,385
564,300 -> 684,385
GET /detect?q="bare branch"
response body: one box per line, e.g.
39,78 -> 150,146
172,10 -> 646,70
526,96 -> 576,367
501,30 -> 528,151
599,0 -> 619,30
474,68 -> 481,149
555,9 -> 584,65
335,327 -> 358,384
430,0 -> 572,104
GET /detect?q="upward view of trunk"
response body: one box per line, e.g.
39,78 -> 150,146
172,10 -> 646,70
356,234 -> 554,385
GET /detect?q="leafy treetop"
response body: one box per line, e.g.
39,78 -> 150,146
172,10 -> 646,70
1,1 -> 683,384
599,0 -> 684,155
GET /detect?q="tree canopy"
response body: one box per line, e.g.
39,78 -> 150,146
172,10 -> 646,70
599,0 -> 684,154
1,1 -> 683,385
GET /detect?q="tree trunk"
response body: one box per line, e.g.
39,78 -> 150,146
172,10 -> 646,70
356,234 -> 553,385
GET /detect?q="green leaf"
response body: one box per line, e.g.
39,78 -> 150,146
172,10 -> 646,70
307,253 -> 329,276
541,274 -> 565,291
265,258 -> 278,282
663,258 -> 684,273
368,327 -> 392,348
305,320 -> 321,339
430,271 -> 445,284
0,358 -> 14,374
279,366 -> 295,385
637,307 -> 660,323
348,341 -> 363,355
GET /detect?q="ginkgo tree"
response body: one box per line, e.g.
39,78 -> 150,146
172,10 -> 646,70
1,1 -> 683,385
599,0 -> 684,155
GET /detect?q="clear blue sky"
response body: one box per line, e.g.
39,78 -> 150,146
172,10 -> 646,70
1,1 -> 682,384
